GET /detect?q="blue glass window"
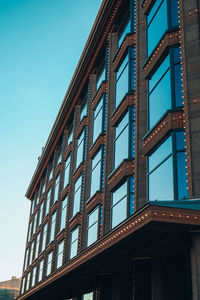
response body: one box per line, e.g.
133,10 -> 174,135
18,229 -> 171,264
56,240 -> 64,269
148,130 -> 188,201
38,259 -> 44,282
45,188 -> 51,216
31,266 -> 37,287
80,100 -> 87,121
147,0 -> 179,57
60,196 -> 68,232
96,65 -> 106,91
72,175 -> 83,217
115,47 -> 135,109
118,20 -> 131,47
90,147 -> 104,198
26,272 -> 30,291
70,227 -> 79,259
67,128 -> 73,147
63,154 -> 71,188
38,201 -> 44,226
41,223 -> 48,252
76,127 -> 86,169
148,47 -> 183,129
34,232 -> 40,259
114,107 -> 135,169
111,177 -> 135,229
87,206 -> 99,246
93,95 -> 106,144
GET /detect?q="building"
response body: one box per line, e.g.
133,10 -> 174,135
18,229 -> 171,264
0,277 -> 21,300
19,0 -> 200,299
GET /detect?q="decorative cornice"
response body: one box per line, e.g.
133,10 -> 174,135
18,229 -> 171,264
85,191 -> 104,214
111,93 -> 136,127
143,110 -> 184,155
108,160 -> 135,191
19,204 -> 200,300
113,33 -> 136,71
143,30 -> 180,78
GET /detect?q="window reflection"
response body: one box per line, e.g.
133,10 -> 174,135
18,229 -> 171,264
87,206 -> 99,246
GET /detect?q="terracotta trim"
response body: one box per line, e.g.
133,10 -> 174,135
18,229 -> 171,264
143,110 -> 184,155
111,93 -> 136,127
108,160 -> 135,191
113,33 -> 136,71
144,30 -> 180,78
89,134 -> 106,158
85,192 -> 104,214
91,82 -> 108,110
54,165 -> 62,178
72,163 -> 86,182
68,213 -> 82,231
19,205 -> 200,300
75,116 -> 89,139
56,230 -> 66,243
60,185 -> 70,200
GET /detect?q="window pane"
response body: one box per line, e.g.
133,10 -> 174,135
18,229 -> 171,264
115,112 -> 129,137
147,0 -> 162,24
80,102 -> 87,121
96,66 -> 106,91
149,136 -> 172,172
115,125 -> 129,168
113,181 -> 127,206
112,197 -> 127,228
116,63 -> 129,108
149,156 -> 174,201
118,20 -> 131,47
70,240 -> 78,259
71,227 -> 79,242
90,162 -> 101,197
177,152 -> 188,200
88,207 -> 99,227
170,0 -> 179,27
93,109 -> 103,143
64,155 -> 71,187
176,131 -> 185,151
149,70 -> 171,128
87,222 -> 98,246
174,64 -> 183,107
147,0 -> 168,56
149,55 -> 170,92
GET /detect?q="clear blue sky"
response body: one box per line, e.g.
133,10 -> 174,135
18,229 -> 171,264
0,0 -> 102,282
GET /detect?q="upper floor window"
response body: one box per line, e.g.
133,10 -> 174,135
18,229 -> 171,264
38,201 -> 44,227
148,130 -> 188,201
31,266 -> 37,287
96,63 -> 106,91
34,232 -> 41,260
90,147 -> 105,198
147,0 -> 179,57
49,210 -> 57,243
83,292 -> 93,300
118,19 -> 131,48
38,259 -> 44,282
27,220 -> 32,242
111,177 -> 135,228
23,248 -> 29,271
34,191 -> 39,208
30,200 -> 34,215
87,206 -> 99,247
148,46 -> 183,129
80,99 -> 87,121
40,176 -> 46,196
29,241 -> 34,265
48,165 -> 53,183
92,95 -> 107,144
114,107 -> 135,169
56,239 -> 64,269
32,211 -> 38,236
21,277 -> 25,295
53,173 -> 60,204
76,128 -> 87,169
67,128 -> 73,147
63,154 -> 71,188
70,227 -> 79,259
57,150 -> 62,166
115,47 -> 135,109
59,196 -> 68,232
46,251 -> 53,276
72,175 -> 83,217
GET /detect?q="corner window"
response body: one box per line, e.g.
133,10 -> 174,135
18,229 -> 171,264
90,147 -> 105,198
72,175 -> 83,217
115,47 -> 135,109
63,154 -> 71,188
46,251 -> 53,276
148,46 -> 183,129
148,130 -> 188,201
76,127 -> 87,169
38,259 -> 44,282
56,239 -> 64,269
87,206 -> 99,246
147,0 -> 179,57
60,196 -> 68,232
92,95 -> 107,144
49,211 -> 57,243
111,177 -> 135,228
114,107 -> 135,169
70,227 -> 79,259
